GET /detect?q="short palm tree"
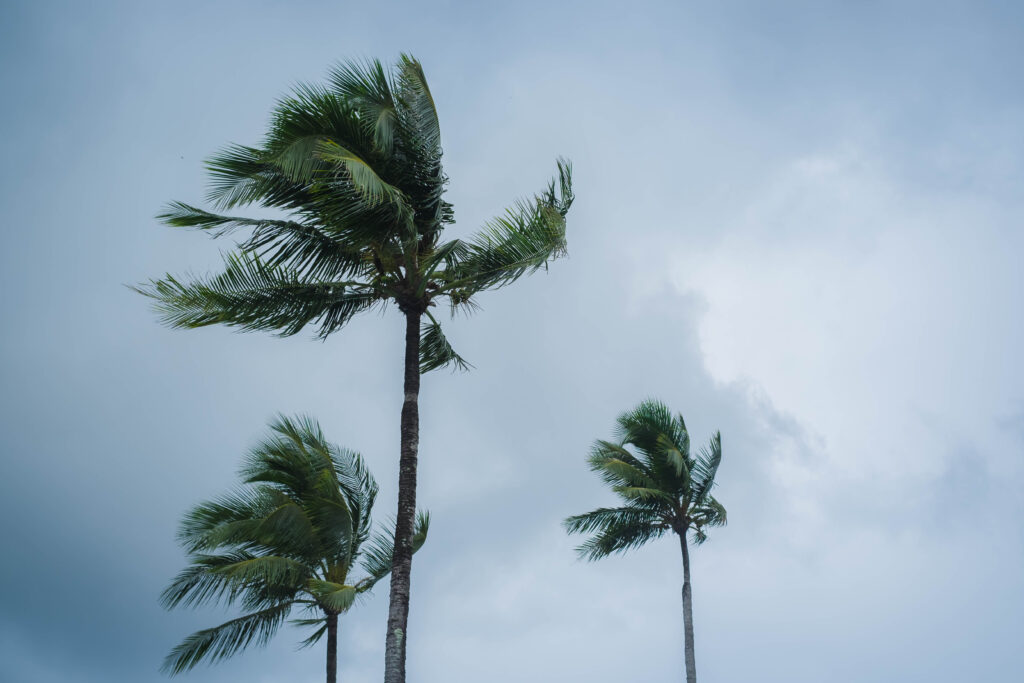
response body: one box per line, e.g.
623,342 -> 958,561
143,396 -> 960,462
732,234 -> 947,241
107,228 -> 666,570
162,415 -> 428,683
564,400 -> 726,683
136,55 -> 572,683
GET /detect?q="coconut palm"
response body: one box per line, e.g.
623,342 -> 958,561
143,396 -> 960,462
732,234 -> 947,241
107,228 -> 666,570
564,399 -> 726,683
161,415 -> 428,683
136,55 -> 572,683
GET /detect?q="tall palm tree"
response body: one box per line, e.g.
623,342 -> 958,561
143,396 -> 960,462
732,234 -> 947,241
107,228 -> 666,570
564,400 -> 726,683
136,55 -> 573,682
162,415 -> 428,683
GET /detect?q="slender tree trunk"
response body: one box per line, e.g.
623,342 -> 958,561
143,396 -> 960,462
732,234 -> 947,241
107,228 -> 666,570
384,311 -> 422,683
680,532 -> 697,683
326,613 -> 338,683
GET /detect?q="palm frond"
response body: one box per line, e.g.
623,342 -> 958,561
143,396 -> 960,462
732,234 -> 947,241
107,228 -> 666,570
162,602 -> 293,675
327,58 -> 398,154
204,144 -> 312,211
176,488 -> 272,553
440,160 -> 572,297
691,496 -> 727,530
419,319 -> 472,373
395,54 -> 441,152
568,510 -> 666,561
691,432 -> 722,504
292,618 -> 328,649
212,555 -> 310,590
161,551 -> 258,609
308,580 -> 359,613
133,251 -> 379,338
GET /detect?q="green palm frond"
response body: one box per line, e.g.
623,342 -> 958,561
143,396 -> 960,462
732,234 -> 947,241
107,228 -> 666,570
308,580 -> 359,613
158,202 -> 368,281
395,54 -> 441,152
134,251 -> 379,338
292,618 -> 329,649
614,485 -> 677,503
440,160 -> 573,298
162,602 -> 294,675
419,319 -> 472,373
326,58 -> 398,154
177,488 -> 273,553
203,144 -> 310,210
692,496 -> 727,530
574,515 -> 666,561
161,551 -> 259,609
563,506 -> 661,536
588,442 -> 656,489
691,432 -> 722,504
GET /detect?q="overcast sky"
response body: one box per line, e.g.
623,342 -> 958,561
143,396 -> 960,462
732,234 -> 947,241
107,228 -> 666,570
2,1 -> 1023,681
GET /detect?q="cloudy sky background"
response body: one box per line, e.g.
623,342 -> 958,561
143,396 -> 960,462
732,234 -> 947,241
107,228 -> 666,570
2,1 -> 1022,681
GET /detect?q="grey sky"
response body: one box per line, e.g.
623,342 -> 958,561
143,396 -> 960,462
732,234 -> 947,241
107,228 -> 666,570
1,1 -> 1022,681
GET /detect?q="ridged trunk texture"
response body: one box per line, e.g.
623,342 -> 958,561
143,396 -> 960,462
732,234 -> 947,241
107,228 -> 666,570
680,533 -> 697,683
326,613 -> 338,683
383,311 -> 422,683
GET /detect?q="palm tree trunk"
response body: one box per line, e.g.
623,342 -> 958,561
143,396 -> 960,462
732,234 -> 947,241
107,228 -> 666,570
326,613 -> 338,683
384,310 -> 422,683
680,532 -> 697,683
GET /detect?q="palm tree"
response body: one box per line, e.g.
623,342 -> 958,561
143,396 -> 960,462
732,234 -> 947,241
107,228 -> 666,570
564,399 -> 726,683
136,55 -> 573,683
162,415 -> 428,683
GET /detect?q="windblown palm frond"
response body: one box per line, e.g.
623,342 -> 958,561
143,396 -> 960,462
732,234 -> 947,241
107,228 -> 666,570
162,415 -> 428,675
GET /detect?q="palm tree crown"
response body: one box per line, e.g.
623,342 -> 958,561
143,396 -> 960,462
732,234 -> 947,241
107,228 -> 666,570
162,415 -> 428,680
565,400 -> 726,556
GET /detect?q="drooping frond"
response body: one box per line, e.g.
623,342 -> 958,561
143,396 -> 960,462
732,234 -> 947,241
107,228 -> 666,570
134,251 -> 379,338
419,319 -> 472,373
162,602 -> 294,675
292,617 -> 328,649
